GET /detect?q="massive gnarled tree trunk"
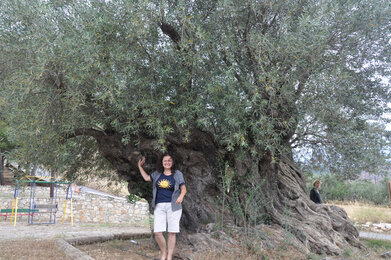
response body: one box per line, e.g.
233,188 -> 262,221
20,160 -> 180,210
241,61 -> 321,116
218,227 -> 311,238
74,128 -> 361,255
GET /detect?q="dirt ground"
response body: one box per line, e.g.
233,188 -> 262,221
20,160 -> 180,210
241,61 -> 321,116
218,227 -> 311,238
2,236 -> 391,260
0,240 -> 71,260
77,237 -> 307,260
2,216 -> 391,259
75,238 -> 391,260
0,236 -> 306,260
0,222 -> 150,260
78,238 -> 161,260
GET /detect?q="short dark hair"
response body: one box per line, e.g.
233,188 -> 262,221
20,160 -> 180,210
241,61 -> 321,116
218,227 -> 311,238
156,153 -> 177,173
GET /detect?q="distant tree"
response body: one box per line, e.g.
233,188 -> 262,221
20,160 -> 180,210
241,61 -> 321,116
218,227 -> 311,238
0,0 -> 390,254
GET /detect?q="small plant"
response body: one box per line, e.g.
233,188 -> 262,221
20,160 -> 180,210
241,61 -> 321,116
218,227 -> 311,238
127,193 -> 142,204
211,231 -> 221,239
306,253 -> 325,260
260,213 -> 273,225
342,247 -> 352,257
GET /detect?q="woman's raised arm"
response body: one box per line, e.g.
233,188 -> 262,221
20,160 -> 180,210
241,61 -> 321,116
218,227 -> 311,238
138,157 -> 151,182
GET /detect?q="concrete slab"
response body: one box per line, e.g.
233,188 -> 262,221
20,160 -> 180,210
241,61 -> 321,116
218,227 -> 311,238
0,222 -> 150,242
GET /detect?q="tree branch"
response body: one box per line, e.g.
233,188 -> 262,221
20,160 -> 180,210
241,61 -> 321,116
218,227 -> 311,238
261,10 -> 279,35
64,128 -> 104,140
160,21 -> 181,44
294,69 -> 311,98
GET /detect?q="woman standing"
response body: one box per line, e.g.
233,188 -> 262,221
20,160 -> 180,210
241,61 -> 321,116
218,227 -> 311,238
138,154 -> 187,260
310,179 -> 322,204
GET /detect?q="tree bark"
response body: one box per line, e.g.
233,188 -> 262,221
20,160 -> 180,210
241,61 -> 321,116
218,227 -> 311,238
79,130 -> 361,255
257,157 -> 361,255
0,154 -> 5,185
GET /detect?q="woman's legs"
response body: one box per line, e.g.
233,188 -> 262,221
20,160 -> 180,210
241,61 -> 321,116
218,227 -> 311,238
167,232 -> 176,260
154,204 -> 181,260
166,207 -> 182,260
154,232 -> 167,260
154,203 -> 169,260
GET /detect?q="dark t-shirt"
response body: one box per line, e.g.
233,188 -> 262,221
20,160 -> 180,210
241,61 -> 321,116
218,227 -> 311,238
152,173 -> 185,204
155,174 -> 176,204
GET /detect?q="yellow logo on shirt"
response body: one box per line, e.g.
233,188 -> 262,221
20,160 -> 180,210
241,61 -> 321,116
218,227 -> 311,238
158,179 -> 171,189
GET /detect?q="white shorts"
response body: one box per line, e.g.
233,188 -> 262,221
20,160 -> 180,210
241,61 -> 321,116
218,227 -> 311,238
153,202 -> 182,233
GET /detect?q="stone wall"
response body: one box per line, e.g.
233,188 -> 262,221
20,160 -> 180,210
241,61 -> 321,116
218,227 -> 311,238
0,185 -> 151,227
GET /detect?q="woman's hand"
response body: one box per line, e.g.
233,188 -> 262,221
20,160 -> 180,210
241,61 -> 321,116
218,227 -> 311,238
138,157 -> 146,168
176,184 -> 187,204
176,196 -> 184,204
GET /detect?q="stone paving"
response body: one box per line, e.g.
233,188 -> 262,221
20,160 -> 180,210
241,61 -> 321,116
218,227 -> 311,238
0,222 -> 151,242
359,231 -> 391,241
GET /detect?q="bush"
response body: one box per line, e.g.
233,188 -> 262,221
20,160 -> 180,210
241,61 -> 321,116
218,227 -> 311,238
127,193 -> 142,204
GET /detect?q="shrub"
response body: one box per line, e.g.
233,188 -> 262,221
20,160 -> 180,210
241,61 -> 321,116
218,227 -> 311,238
127,193 -> 142,204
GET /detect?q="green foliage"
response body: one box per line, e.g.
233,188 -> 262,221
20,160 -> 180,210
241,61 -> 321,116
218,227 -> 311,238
342,247 -> 353,257
307,173 -> 390,205
223,179 -> 272,229
306,253 -> 326,260
127,192 -> 142,204
0,0 -> 389,178
0,120 -> 15,153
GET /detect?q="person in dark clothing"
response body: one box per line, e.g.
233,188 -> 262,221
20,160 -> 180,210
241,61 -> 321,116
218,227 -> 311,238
310,179 -> 322,204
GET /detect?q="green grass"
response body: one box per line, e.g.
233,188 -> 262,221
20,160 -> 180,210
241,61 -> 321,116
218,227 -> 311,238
363,239 -> 391,250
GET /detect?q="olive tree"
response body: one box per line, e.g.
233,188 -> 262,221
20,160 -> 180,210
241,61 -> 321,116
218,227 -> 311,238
1,0 -> 390,254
